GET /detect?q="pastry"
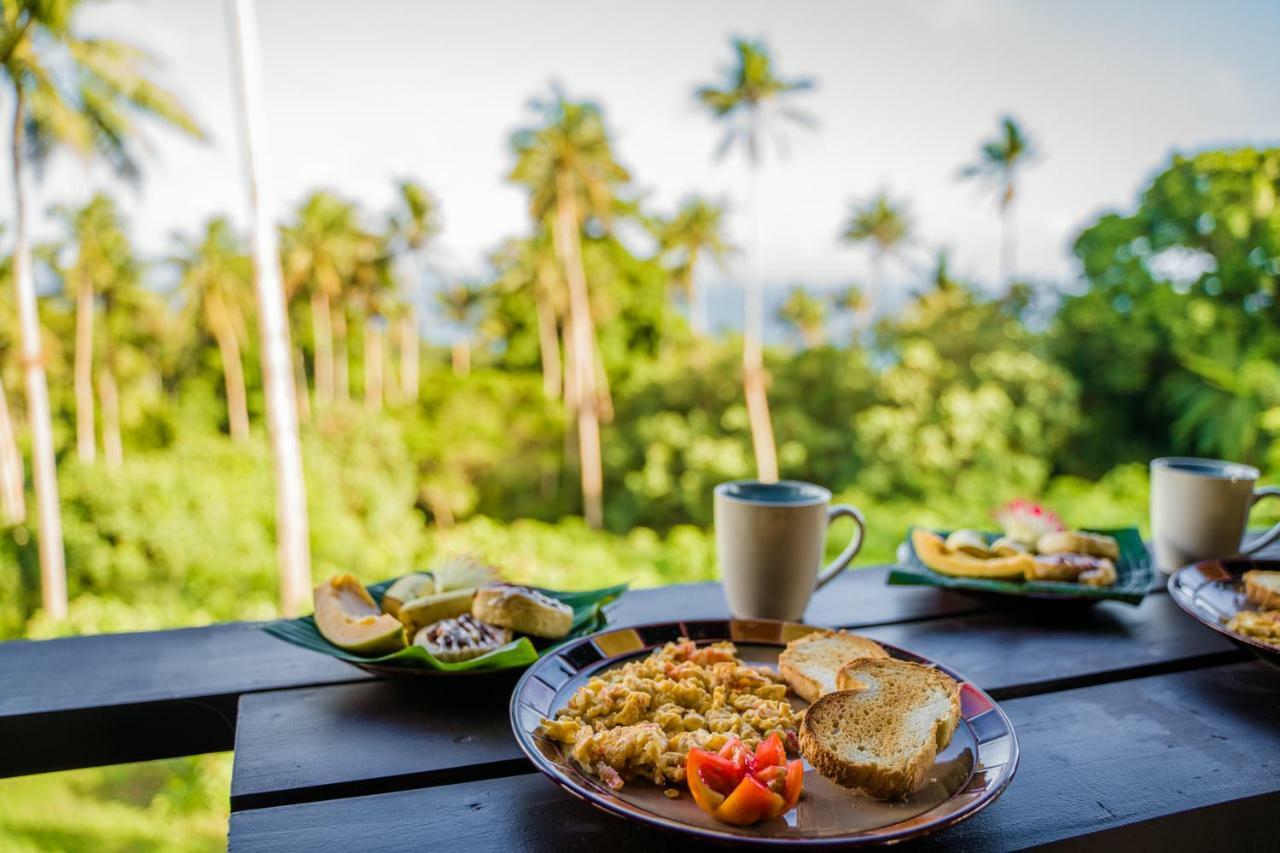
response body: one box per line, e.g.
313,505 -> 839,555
1036,531 -> 1119,561
472,584 -> 574,638
414,614 -> 512,662
1027,553 -> 1115,584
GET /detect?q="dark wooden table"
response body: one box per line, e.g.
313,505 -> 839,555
3,565 -> 1279,851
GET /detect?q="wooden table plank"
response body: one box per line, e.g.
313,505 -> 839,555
0,567 -> 977,777
229,590 -> 1238,811
0,622 -> 368,777
227,662 -> 1280,852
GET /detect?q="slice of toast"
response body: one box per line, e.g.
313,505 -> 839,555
1243,570 -> 1280,611
778,630 -> 888,704
799,658 -> 961,800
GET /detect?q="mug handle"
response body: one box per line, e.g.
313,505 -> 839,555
815,505 -> 866,590
1240,486 -> 1280,555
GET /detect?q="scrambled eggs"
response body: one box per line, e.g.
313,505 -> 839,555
540,639 -> 801,789
1227,609 -> 1280,647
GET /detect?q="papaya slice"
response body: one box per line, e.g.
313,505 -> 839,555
911,529 -> 1032,579
314,574 -> 407,655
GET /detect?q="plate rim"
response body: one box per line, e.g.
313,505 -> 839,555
508,618 -> 1020,848
1168,558 -> 1280,664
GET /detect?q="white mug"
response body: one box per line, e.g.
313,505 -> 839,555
714,480 -> 865,621
1150,457 -> 1280,573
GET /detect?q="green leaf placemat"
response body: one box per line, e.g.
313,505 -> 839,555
889,527 -> 1154,605
263,579 -> 628,673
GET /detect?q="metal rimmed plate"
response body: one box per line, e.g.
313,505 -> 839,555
1169,559 -> 1280,667
509,619 -> 1018,847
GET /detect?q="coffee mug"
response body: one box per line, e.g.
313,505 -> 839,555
714,480 -> 866,620
1150,457 -> 1280,572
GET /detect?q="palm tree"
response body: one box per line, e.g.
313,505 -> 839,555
696,37 -> 815,483
839,191 -> 911,330
228,0 -> 311,616
509,87 -> 630,529
386,180 -> 440,402
0,249 -> 26,526
0,3 -> 202,616
280,191 -> 371,405
172,218 -> 253,441
438,282 -> 485,377
777,285 -> 827,347
959,116 -> 1035,285
48,193 -> 128,464
654,196 -> 735,337
96,249 -> 149,468
492,233 -> 564,400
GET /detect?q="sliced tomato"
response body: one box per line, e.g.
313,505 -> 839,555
686,751 -> 727,814
779,759 -> 804,815
717,737 -> 751,773
713,775 -> 785,826
689,746 -> 745,794
753,732 -> 786,769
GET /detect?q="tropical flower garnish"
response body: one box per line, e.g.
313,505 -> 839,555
993,499 -> 1064,548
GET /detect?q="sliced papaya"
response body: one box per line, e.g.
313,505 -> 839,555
911,529 -> 1032,579
314,574 -> 407,655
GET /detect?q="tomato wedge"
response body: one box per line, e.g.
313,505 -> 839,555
713,774 -> 785,826
685,733 -> 804,826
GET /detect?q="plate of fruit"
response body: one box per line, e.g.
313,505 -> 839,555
263,554 -> 626,677
891,501 -> 1155,605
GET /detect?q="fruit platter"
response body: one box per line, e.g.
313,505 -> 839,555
263,554 -> 626,676
891,501 -> 1154,604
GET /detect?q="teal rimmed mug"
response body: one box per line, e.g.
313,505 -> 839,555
714,480 -> 866,620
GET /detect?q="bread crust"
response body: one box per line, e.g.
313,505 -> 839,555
1243,570 -> 1280,611
778,630 -> 888,704
800,659 -> 961,801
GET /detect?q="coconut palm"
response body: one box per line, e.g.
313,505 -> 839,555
438,282 -> 486,377
492,233 -> 564,400
695,37 -> 815,483
0,249 -> 25,526
777,285 -> 827,348
48,193 -> 129,464
228,0 -> 311,615
0,0 -> 203,617
509,86 -> 630,529
348,239 -> 395,409
386,180 -> 440,402
171,218 -> 254,440
959,116 -> 1035,285
654,196 -> 735,337
281,191 -> 372,405
839,191 -> 912,329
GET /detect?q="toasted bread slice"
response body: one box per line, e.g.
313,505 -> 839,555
778,630 -> 888,704
800,658 -> 961,800
1243,570 -> 1280,611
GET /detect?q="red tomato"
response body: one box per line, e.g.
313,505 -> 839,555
712,775 -> 786,826
753,732 -> 786,769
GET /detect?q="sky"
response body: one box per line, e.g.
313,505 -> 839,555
4,0 -> 1278,336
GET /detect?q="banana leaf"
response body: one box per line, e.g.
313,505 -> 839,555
889,527 -> 1155,605
262,579 -> 627,673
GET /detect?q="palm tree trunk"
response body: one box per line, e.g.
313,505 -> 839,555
74,275 -> 96,463
743,166 -> 778,483
216,325 -> 250,440
1000,191 -> 1016,286
365,320 -> 384,409
534,293 -> 561,400
687,250 -> 706,337
310,290 -> 333,404
230,0 -> 312,616
293,346 -> 311,424
11,91 -> 66,618
552,178 -> 604,529
98,361 -> 123,468
451,339 -> 471,376
0,378 -> 26,526
398,308 -> 418,401
332,306 -> 349,402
